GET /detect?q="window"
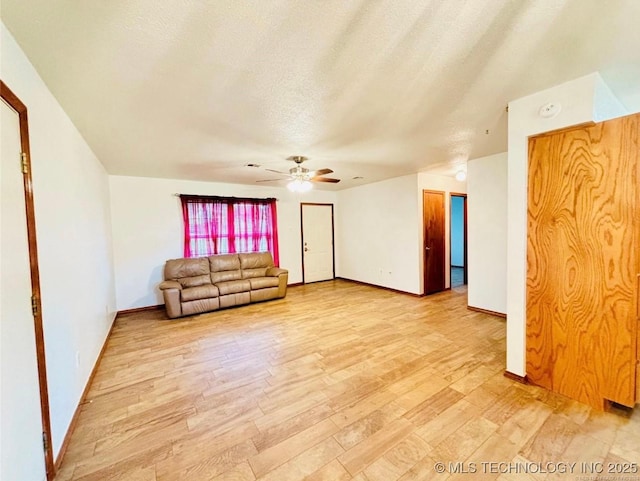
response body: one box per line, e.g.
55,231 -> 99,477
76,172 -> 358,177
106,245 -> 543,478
180,195 -> 279,265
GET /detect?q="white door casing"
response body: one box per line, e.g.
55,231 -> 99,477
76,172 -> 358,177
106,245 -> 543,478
301,204 -> 334,283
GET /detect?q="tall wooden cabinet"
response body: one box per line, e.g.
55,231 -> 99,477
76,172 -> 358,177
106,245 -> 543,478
526,113 -> 639,410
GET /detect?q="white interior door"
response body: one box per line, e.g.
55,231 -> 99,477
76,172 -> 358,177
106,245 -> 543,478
1,99 -> 47,481
301,204 -> 334,283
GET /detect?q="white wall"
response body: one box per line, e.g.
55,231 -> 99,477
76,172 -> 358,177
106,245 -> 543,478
1,22 -> 116,464
506,73 -> 628,376
417,172 -> 467,292
467,152 -> 507,314
112,171 -> 463,306
337,175 -> 422,294
109,175 -> 338,310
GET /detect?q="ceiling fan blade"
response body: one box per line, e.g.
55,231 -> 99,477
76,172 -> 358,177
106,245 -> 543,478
311,177 -> 340,183
255,178 -> 287,183
265,168 -> 290,175
313,168 -> 333,176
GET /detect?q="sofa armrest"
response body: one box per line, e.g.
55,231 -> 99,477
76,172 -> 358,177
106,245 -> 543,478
159,280 -> 182,290
159,281 -> 182,318
266,267 -> 288,277
266,267 -> 289,298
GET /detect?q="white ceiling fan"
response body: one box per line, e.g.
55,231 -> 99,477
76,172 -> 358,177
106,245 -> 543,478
256,156 -> 340,192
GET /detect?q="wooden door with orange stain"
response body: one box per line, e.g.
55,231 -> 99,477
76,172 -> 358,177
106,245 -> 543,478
526,113 -> 639,409
423,190 -> 446,295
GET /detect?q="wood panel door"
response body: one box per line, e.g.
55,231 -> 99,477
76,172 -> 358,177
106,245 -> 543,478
301,203 -> 335,283
423,190 -> 446,295
527,113 -> 639,409
1,86 -> 53,479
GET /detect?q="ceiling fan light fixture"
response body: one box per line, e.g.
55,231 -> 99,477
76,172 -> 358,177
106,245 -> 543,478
287,179 -> 313,193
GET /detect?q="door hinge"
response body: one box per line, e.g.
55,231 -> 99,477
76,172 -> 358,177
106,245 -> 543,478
21,152 -> 28,174
42,431 -> 48,451
31,296 -> 38,317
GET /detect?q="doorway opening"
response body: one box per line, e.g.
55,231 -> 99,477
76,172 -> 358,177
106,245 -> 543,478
450,193 -> 467,288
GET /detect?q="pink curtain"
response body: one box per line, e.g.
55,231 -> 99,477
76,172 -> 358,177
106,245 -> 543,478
181,196 -> 279,265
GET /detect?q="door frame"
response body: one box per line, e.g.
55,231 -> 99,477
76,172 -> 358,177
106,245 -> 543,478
1,80 -> 54,479
300,202 -> 335,284
449,192 -> 468,286
422,190 -> 446,295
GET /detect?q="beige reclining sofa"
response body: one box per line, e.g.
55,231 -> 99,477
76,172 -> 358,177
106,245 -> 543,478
159,252 -> 288,318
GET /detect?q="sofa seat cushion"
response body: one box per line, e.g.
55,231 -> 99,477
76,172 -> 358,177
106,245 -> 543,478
216,279 -> 251,295
248,277 -> 279,290
181,284 -> 219,302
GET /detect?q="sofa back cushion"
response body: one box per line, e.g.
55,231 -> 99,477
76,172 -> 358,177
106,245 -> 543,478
209,254 -> 242,283
239,252 -> 274,279
165,258 -> 211,288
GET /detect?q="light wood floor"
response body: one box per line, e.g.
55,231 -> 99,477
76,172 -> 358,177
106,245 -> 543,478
56,280 -> 639,481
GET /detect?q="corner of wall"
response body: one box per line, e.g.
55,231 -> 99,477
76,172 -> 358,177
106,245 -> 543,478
506,72 -> 611,377
592,73 -> 628,122
2,21 -> 119,463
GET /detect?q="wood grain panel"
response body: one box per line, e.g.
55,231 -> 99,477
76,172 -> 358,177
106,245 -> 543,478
527,113 -> 639,409
423,190 -> 446,295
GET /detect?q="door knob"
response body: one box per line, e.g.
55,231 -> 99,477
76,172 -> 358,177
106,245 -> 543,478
425,246 -> 431,251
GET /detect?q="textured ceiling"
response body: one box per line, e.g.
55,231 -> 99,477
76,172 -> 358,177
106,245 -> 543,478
2,0 -> 639,189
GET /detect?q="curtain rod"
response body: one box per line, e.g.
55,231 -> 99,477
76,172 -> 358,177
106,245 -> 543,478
173,193 -> 278,201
